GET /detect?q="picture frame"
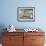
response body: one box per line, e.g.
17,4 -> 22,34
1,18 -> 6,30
17,7 -> 35,22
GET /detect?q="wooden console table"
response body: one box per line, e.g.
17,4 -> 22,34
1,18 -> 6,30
2,29 -> 45,46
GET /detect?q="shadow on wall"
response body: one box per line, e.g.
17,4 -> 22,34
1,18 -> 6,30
0,24 -> 7,43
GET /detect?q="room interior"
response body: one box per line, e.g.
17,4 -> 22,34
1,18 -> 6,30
0,0 -> 46,46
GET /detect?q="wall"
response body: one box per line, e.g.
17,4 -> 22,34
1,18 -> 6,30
0,0 -> 46,29
0,0 -> 46,43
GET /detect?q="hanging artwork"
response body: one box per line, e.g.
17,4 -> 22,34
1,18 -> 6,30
17,7 -> 35,22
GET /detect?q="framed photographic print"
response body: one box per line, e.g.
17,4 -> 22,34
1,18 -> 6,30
17,7 -> 35,22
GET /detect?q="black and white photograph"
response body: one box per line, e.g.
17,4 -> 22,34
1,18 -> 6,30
17,7 -> 35,22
